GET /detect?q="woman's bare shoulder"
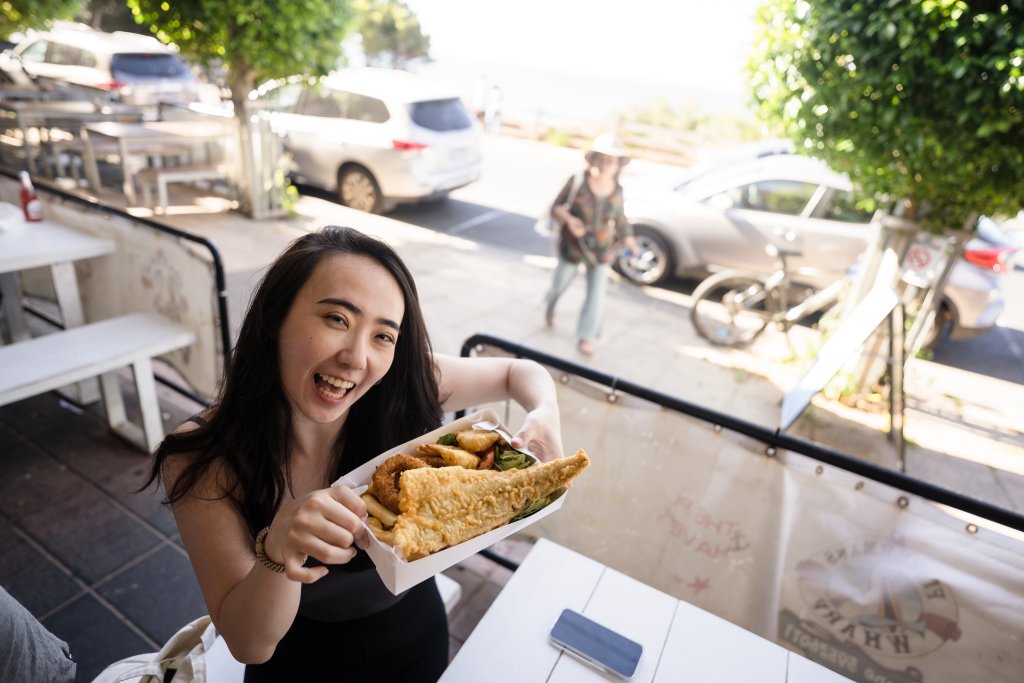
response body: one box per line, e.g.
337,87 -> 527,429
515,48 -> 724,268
173,408 -> 215,435
162,410 -> 236,499
162,453 -> 237,504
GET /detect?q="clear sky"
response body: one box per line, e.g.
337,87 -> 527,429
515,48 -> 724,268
405,0 -> 761,103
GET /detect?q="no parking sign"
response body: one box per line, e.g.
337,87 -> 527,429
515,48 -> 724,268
904,241 -> 943,285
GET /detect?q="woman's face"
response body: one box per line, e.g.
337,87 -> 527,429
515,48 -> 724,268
277,252 -> 405,425
588,152 -> 622,178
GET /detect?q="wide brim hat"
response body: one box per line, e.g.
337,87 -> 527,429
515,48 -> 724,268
587,131 -> 630,159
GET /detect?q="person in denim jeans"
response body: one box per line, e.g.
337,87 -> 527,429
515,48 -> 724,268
0,586 -> 76,683
544,132 -> 638,356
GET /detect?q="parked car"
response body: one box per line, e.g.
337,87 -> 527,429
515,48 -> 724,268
255,67 -> 482,213
0,23 -> 200,105
618,153 -> 1018,343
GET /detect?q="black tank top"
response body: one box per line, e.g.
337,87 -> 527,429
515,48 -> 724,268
187,413 -> 404,620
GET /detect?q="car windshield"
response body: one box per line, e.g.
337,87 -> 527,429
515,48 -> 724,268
258,81 -> 303,111
408,98 -> 473,132
976,216 -> 1017,247
111,53 -> 189,79
18,40 -> 48,63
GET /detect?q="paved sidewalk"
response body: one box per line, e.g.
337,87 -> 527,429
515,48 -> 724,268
159,193 -> 1024,515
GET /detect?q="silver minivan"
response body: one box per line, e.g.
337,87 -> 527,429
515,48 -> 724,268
257,68 -> 482,213
0,23 -> 199,106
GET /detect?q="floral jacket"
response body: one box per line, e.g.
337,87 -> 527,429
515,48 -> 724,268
553,173 -> 633,265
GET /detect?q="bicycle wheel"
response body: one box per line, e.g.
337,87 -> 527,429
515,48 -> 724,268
690,272 -> 776,347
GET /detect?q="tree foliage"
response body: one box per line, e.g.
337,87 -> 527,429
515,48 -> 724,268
126,0 -> 355,109
85,0 -> 144,33
353,0 -> 429,69
0,0 -> 81,40
748,0 -> 1024,232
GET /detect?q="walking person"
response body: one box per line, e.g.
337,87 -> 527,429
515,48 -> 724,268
544,132 -> 638,356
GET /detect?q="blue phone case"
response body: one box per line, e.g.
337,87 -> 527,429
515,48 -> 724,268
550,608 -> 643,679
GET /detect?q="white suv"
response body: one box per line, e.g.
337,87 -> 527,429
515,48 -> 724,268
0,23 -> 199,106
256,67 -> 482,213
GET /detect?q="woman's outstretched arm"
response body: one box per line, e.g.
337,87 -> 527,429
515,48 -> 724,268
433,354 -> 564,461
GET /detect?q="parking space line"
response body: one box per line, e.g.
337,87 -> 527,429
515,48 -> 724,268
448,209 -> 504,235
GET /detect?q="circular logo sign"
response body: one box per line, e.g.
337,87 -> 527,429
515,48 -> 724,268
796,537 -> 960,659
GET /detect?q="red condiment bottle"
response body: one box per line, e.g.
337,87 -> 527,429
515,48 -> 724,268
20,171 -> 43,222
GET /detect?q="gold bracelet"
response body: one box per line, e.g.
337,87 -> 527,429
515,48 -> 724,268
254,526 -> 286,573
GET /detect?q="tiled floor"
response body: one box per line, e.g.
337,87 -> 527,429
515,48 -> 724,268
0,379 -> 528,681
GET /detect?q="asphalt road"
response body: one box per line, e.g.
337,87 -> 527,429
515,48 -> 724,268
930,263 -> 1024,384
300,135 -> 1024,385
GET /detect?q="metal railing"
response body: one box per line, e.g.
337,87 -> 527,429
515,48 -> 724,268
1,167 -> 231,406
461,332 -> 1024,533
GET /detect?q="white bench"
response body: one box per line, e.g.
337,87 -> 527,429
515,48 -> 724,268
0,312 -> 196,452
136,163 -> 230,214
46,135 -> 193,185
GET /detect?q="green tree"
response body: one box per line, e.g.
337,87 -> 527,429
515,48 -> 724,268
126,0 -> 355,113
354,0 -> 429,69
84,0 -> 143,33
748,0 -> 1024,233
0,0 -> 81,40
126,0 -> 355,216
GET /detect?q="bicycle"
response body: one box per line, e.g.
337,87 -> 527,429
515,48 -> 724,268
689,244 -> 853,347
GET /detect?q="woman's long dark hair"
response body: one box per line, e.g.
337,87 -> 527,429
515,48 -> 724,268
142,226 -> 443,536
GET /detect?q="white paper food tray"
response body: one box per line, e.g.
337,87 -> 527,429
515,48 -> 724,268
333,408 -> 568,595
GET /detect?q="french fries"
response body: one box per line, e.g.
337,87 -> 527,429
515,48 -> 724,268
366,516 -> 395,544
361,493 -> 398,528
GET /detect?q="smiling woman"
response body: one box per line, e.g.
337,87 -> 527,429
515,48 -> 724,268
277,253 -> 404,422
139,225 -> 566,681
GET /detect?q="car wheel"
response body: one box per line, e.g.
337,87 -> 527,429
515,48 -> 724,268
920,302 -> 954,350
616,226 -> 673,286
337,165 -> 383,213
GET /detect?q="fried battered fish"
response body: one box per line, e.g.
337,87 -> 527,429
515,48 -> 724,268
416,443 -> 480,469
455,429 -> 502,453
392,449 -> 590,559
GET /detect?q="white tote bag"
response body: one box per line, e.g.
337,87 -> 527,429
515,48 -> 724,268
91,615 -> 215,683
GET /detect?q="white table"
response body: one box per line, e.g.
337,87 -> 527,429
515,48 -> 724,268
441,539 -> 853,682
0,100 -> 143,176
80,120 -> 230,205
0,210 -> 115,401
